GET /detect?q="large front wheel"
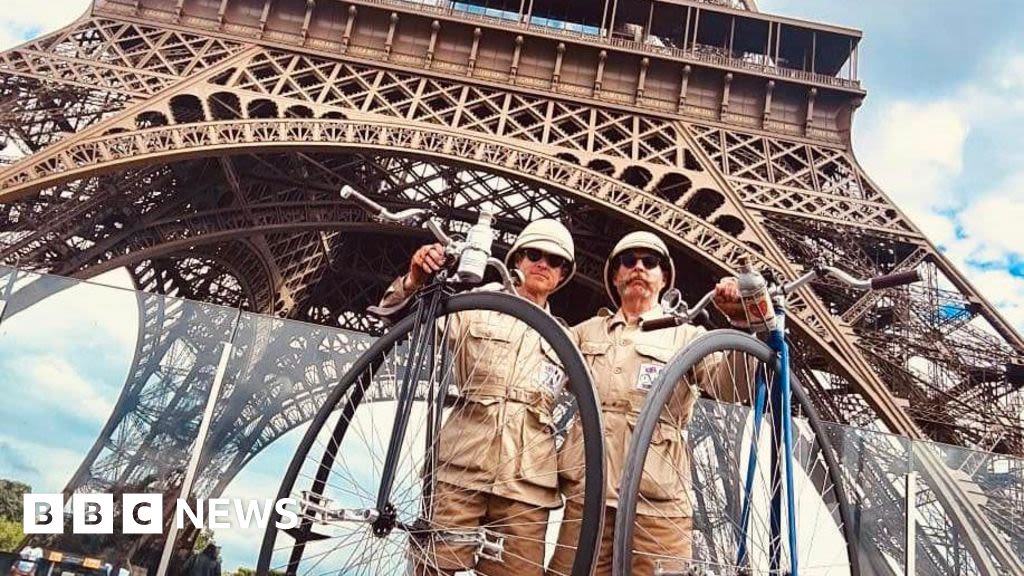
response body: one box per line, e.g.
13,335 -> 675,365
613,330 -> 859,576
257,291 -> 605,576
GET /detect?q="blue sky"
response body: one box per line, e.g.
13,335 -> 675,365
0,270 -> 137,490
760,0 -> 1024,331
2,0 -> 1024,570
0,265 -> 308,571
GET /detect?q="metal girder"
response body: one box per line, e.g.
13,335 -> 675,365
3,2 -> 1023,573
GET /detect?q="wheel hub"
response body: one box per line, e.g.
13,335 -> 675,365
371,503 -> 397,537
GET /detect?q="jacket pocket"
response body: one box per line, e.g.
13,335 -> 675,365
579,340 -> 611,385
460,321 -> 515,393
580,341 -> 612,357
437,401 -> 499,474
634,343 -> 675,364
631,343 -> 677,401
517,404 -> 559,489
633,419 -> 689,505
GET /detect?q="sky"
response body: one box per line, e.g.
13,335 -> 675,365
758,0 -> 1024,332
0,270 -> 138,491
2,0 -> 1024,571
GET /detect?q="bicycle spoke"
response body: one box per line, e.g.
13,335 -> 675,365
619,337 -> 855,576
261,300 -> 602,576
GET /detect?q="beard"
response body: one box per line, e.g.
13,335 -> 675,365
616,274 -> 656,299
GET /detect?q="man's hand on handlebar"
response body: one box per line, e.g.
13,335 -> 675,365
407,243 -> 446,290
712,277 -> 747,325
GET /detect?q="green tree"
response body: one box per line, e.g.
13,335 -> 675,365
0,479 -> 31,521
0,516 -> 25,552
192,527 -> 215,552
227,569 -> 282,576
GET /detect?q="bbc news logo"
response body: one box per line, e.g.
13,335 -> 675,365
23,494 -> 299,534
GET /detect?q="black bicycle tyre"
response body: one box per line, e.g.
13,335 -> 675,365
611,329 -> 859,576
256,291 -> 606,576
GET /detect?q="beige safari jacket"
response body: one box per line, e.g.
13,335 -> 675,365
560,304 -> 743,518
379,276 -> 566,509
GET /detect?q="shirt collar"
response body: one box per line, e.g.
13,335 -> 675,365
607,303 -> 666,330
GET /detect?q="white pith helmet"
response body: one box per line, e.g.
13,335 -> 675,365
604,230 -> 676,306
505,218 -> 577,292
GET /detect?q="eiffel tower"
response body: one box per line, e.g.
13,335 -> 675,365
1,0 -> 1022,573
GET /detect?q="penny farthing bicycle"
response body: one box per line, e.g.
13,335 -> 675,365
612,261 -> 920,576
256,187 -> 605,576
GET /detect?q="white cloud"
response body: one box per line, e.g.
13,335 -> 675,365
0,0 -> 91,50
1,269 -> 139,351
963,268 -> 1024,333
21,355 -> 117,422
0,26 -> 23,52
0,433 -> 87,493
965,53 -> 1024,121
957,178 -> 1024,261
854,100 -> 968,221
848,50 -> 1024,335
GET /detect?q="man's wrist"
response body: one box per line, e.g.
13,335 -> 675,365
402,273 -> 417,292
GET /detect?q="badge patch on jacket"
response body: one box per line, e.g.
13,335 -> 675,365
536,362 -> 565,393
636,363 -> 663,391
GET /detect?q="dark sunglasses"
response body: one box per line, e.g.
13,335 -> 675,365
618,252 -> 662,270
522,248 -> 568,269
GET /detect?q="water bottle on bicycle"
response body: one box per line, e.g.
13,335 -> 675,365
257,187 -> 607,576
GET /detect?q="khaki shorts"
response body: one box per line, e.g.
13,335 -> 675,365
547,499 -> 693,576
411,481 -> 550,576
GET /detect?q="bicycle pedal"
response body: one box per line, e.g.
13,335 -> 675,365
426,527 -> 505,563
476,528 -> 505,562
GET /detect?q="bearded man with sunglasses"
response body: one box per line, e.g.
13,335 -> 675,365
377,219 -> 576,576
548,231 -> 749,576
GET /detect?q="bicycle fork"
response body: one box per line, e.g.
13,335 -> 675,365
737,309 -> 799,576
369,285 -> 506,563
374,283 -> 445,536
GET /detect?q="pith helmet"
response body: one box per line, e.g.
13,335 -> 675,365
604,230 -> 676,306
505,218 -> 577,292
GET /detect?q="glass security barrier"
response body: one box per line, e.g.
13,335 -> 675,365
823,419 -> 912,576
0,265 -> 377,572
910,437 -> 1024,575
0,264 -> 1021,575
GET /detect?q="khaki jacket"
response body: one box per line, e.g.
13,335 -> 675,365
380,276 -> 565,508
560,305 -> 742,518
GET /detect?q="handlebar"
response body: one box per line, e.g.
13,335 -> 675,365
638,315 -> 688,331
341,186 -> 518,293
640,265 -> 921,331
340,186 -> 430,224
341,185 -> 454,247
870,269 -> 922,290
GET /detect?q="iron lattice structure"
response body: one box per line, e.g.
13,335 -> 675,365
0,0 -> 1022,573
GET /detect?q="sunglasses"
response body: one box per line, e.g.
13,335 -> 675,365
522,248 -> 569,269
618,252 -> 662,270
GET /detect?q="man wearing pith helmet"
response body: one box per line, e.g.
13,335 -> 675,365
548,230 -> 748,576
378,218 -> 575,576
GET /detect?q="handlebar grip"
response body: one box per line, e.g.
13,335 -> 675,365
340,186 -> 384,216
695,309 -> 710,326
870,269 -> 921,290
640,316 -> 683,331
